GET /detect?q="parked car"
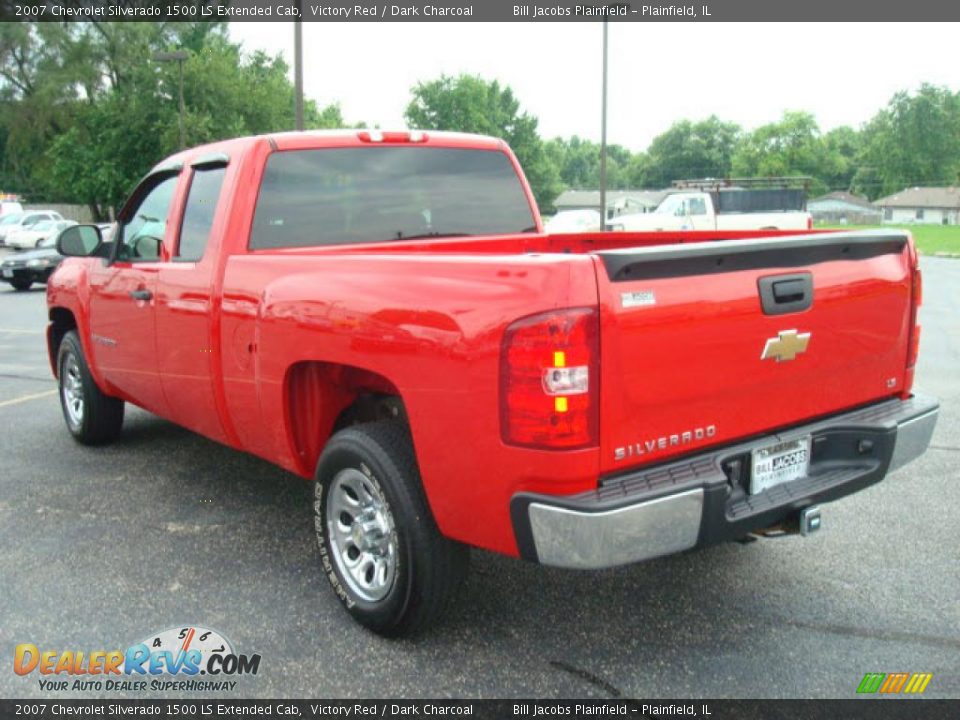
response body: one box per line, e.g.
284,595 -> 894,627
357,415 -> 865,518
6,219 -> 75,250
1,236 -> 64,291
0,210 -> 64,246
48,131 -> 936,636
544,209 -> 603,233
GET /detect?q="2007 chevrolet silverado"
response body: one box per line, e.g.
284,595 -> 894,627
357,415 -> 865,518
47,130 -> 938,635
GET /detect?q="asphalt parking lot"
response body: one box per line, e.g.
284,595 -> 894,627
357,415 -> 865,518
0,255 -> 957,701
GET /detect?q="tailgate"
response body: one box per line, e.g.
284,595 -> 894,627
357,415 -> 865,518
593,230 -> 914,475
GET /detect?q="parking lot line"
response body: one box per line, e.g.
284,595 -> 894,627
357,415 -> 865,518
0,389 -> 57,408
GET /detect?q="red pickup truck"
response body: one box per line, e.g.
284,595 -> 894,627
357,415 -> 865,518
48,130 -> 938,636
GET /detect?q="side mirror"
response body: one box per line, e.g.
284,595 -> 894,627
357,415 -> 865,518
57,225 -> 103,257
134,235 -> 161,260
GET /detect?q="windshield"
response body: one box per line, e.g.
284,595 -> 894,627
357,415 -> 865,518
655,195 -> 686,216
251,147 -> 537,249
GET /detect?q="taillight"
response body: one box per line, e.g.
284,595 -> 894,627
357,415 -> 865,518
903,263 -> 922,395
907,266 -> 922,369
500,308 -> 599,449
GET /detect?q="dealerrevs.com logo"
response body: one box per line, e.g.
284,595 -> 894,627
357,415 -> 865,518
14,626 -> 261,692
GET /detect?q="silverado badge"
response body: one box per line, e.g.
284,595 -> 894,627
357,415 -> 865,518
761,329 -> 811,362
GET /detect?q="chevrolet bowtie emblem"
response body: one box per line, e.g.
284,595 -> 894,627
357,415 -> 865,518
761,329 -> 811,362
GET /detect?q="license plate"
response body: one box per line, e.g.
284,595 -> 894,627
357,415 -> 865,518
750,436 -> 810,494
1,268 -> 12,278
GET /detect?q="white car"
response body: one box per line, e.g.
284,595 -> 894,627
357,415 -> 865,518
6,219 -> 76,250
0,210 -> 64,245
544,209 -> 603,233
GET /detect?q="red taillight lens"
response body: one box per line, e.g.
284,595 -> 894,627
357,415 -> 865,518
500,308 -> 599,449
902,264 -> 922,395
907,267 -> 922,370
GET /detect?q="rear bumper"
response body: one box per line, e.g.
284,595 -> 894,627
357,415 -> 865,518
511,394 -> 938,569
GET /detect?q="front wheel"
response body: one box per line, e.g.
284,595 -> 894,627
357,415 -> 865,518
313,421 -> 468,636
10,278 -> 31,291
57,330 -> 124,444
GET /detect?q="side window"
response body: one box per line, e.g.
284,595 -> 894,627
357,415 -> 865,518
117,175 -> 178,262
177,166 -> 226,262
688,197 -> 707,216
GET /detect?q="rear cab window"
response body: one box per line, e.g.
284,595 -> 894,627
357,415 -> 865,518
250,146 -> 537,249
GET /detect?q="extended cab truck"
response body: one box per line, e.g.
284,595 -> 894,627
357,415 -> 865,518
613,189 -> 813,232
48,130 -> 938,636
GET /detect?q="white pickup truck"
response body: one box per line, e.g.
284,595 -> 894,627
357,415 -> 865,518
613,190 -> 813,232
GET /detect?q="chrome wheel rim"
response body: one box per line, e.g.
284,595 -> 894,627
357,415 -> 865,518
326,467 -> 398,602
61,352 -> 84,427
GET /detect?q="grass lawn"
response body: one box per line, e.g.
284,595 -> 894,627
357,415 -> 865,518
816,222 -> 960,255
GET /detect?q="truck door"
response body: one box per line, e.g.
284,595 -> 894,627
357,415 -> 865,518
87,172 -> 180,416
156,161 -> 230,443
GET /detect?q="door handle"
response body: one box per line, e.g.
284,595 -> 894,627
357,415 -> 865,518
129,289 -> 152,302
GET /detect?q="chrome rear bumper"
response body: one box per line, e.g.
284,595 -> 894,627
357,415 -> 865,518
512,394 -> 939,570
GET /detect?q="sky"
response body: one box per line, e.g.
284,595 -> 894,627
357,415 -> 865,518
228,22 -> 960,152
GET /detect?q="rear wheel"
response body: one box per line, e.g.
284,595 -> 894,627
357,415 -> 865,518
57,330 -> 124,444
313,420 -> 468,636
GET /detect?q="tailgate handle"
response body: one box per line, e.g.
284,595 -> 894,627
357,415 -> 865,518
758,272 -> 813,315
773,279 -> 806,303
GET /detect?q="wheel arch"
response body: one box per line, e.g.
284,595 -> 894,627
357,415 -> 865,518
283,360 -> 409,477
47,306 -> 78,378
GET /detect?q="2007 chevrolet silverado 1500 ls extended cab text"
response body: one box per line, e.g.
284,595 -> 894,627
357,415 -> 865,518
47,130 -> 938,635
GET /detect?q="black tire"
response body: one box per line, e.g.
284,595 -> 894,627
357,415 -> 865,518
10,278 -> 31,291
313,420 -> 468,636
57,330 -> 124,444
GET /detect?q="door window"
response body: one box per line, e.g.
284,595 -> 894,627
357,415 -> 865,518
117,175 -> 178,262
176,167 -> 227,261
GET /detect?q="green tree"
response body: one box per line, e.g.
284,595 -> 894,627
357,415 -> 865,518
544,135 -> 634,190
732,111 -> 833,195
404,74 -> 563,210
1,22 -> 347,217
820,125 -> 861,193
855,84 -> 960,198
640,116 -> 740,188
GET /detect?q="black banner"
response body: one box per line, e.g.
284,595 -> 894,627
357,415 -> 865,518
1,700 -> 958,720
3,0 -> 960,22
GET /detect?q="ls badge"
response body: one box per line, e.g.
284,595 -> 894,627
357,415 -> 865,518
761,329 -> 811,362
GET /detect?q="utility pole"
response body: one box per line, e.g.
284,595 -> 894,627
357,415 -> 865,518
599,20 -> 609,230
152,50 -> 189,150
294,6 -> 304,131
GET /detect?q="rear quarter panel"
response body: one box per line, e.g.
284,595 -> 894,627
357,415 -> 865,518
219,252 -> 601,556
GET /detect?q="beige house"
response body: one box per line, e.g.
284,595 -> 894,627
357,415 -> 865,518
874,187 -> 960,225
